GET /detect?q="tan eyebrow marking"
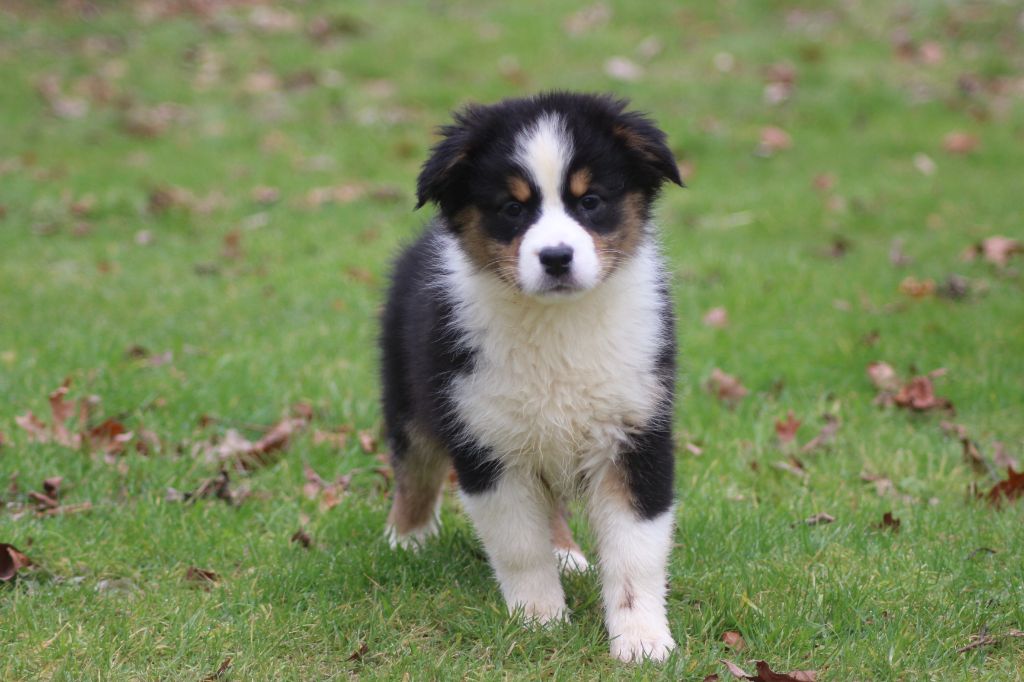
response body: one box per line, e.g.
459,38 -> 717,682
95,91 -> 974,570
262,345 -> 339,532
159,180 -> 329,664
508,176 -> 531,202
569,167 -> 592,197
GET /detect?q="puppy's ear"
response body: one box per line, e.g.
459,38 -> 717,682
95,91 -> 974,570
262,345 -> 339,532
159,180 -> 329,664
612,110 -> 684,188
415,104 -> 485,209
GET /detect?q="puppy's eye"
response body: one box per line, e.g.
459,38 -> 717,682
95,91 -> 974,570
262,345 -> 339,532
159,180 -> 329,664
580,194 -> 602,211
501,201 -> 523,218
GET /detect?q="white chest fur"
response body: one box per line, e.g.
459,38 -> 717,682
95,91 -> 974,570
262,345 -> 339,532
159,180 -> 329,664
438,233 -> 670,489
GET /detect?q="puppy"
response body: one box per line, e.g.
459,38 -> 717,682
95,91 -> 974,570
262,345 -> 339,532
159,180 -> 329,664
380,92 -> 682,662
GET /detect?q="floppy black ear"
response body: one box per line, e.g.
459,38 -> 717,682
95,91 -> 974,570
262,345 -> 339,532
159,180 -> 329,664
612,109 -> 684,188
415,105 -> 485,209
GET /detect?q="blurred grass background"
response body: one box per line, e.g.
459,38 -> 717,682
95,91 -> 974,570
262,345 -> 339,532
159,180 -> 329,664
1,1 -> 1023,679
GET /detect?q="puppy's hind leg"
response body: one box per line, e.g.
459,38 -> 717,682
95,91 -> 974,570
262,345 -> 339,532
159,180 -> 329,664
551,501 -> 590,573
386,426 -> 450,550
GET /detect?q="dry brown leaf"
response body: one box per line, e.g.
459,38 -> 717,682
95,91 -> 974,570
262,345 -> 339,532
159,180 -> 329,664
757,126 -> 792,155
201,656 -> 233,682
703,306 -> 729,328
291,528 -> 312,548
800,415 -> 840,454
805,512 -> 835,526
774,456 -> 808,480
874,511 -> 901,532
221,229 -> 243,261
87,419 -> 132,456
0,543 -> 32,581
722,631 -> 746,651
347,641 -> 369,662
706,368 -> 748,406
358,430 -> 378,454
722,659 -> 752,678
943,131 -> 979,155
185,566 -> 220,587
986,468 -> 1024,506
974,236 -> 1022,267
775,411 -> 801,445
898,276 -> 935,298
893,376 -> 953,413
751,661 -> 817,682
15,412 -> 50,443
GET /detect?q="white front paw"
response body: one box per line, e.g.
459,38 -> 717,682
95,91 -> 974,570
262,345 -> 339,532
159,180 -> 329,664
513,599 -> 568,626
609,627 -> 676,663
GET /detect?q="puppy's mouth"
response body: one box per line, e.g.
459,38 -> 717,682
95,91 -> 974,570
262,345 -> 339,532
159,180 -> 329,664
525,275 -> 595,300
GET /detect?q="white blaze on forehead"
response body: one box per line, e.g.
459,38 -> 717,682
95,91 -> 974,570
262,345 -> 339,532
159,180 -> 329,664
513,113 -> 601,295
514,114 -> 573,206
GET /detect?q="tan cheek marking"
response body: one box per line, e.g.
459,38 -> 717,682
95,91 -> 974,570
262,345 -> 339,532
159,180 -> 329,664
569,168 -> 591,198
454,205 -> 523,286
508,176 -> 531,203
592,191 -> 647,277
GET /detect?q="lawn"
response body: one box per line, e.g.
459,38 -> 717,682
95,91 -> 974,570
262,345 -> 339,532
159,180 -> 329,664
2,1 -> 1023,679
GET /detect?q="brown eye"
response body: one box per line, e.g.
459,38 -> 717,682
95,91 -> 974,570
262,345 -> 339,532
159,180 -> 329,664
502,201 -> 523,218
580,194 -> 601,211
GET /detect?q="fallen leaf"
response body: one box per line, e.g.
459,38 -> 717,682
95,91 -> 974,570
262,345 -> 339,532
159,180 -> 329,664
185,566 -> 220,586
971,236 -> 1022,268
751,661 -> 817,682
943,131 -> 979,155
986,468 -> 1024,506
722,659 -> 752,678
291,528 -> 312,548
774,456 -> 808,480
800,414 -> 840,453
347,641 -> 369,662
804,512 -> 835,526
898,276 -> 935,298
706,368 -> 748,406
775,411 -> 801,445
201,656 -> 233,681
0,543 -> 32,581
893,376 -> 953,412
956,629 -> 1024,654
15,412 -> 50,443
875,511 -> 901,532
87,419 -> 132,456
757,126 -> 792,155
358,430 -> 377,454
221,230 -> 243,260
43,476 -> 62,498
604,57 -> 643,82
722,631 -> 746,651
703,306 -> 729,328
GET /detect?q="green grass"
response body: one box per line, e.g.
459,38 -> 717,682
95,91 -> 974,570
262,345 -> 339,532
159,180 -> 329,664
2,1 -> 1023,679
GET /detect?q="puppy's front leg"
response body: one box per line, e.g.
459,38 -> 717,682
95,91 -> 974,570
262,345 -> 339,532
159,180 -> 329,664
461,471 -> 566,624
589,462 -> 676,663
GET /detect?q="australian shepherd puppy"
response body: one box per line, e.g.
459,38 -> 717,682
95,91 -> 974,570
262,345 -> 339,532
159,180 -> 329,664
380,92 -> 682,662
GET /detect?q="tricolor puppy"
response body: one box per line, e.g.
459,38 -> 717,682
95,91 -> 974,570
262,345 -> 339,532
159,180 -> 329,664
381,92 -> 682,662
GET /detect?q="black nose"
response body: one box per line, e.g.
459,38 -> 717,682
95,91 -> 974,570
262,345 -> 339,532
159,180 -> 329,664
538,244 -> 574,277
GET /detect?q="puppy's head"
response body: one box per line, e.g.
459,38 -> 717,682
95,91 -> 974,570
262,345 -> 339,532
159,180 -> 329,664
417,92 -> 682,298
